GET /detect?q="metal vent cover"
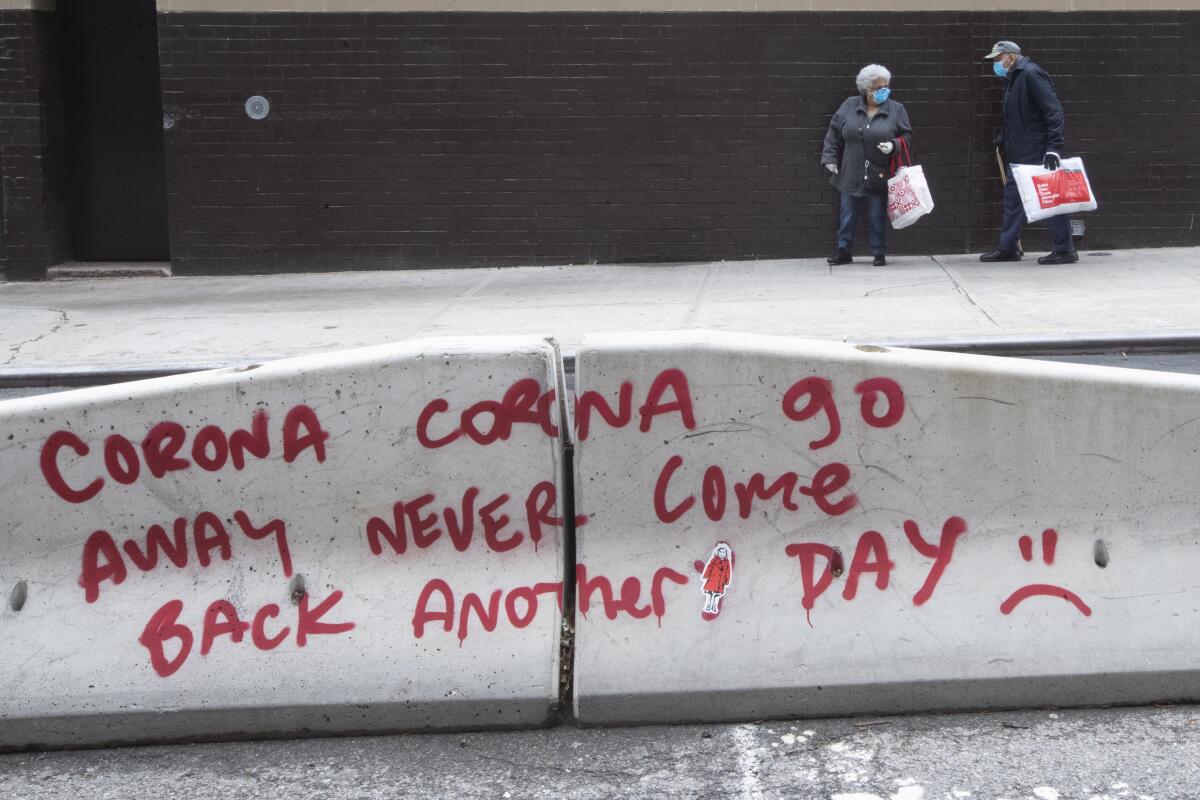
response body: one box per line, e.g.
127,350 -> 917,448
244,95 -> 270,120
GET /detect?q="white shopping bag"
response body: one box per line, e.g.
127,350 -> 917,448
887,164 -> 935,229
1010,157 -> 1098,223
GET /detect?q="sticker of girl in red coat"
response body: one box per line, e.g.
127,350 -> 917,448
701,541 -> 734,619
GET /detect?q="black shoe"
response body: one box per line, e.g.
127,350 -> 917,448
873,254 -> 887,266
1037,250 -> 1080,265
979,249 -> 1023,262
827,249 -> 852,266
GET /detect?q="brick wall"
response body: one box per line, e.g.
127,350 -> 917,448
0,9 -> 71,280
143,11 -> 1200,273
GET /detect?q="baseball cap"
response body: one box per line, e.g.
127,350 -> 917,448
983,40 -> 1021,60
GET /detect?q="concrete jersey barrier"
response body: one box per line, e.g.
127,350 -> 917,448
0,337 -> 568,749
572,330 -> 1200,724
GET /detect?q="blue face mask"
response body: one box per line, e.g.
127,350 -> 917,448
872,87 -> 891,104
993,61 -> 1009,78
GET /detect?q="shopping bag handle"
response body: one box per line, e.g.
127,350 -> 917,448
889,138 -> 913,174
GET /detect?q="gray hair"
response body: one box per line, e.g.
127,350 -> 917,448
855,64 -> 892,95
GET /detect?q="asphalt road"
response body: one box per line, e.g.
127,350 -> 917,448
1,703 -> 1197,800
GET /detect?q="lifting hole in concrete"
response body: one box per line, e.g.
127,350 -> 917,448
1094,539 -> 1110,568
289,574 -> 306,605
10,580 -> 27,612
830,547 -> 845,578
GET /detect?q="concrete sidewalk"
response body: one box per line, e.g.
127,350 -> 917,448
2,248 -> 1198,372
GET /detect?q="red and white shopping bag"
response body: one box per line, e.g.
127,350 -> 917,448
887,140 -> 935,229
1010,157 -> 1098,223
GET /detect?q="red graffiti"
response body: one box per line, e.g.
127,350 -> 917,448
575,381 -> 633,441
903,516 -> 967,606
365,481 -> 586,557
575,563 -> 690,626
855,378 -> 906,428
782,377 -> 840,449
40,405 -> 328,505
575,368 -> 697,440
139,589 -> 355,678
1000,584 -> 1092,616
785,516 -> 967,624
783,543 -> 843,627
842,530 -> 893,601
411,578 -> 563,644
79,509 -> 294,604
416,378 -> 558,448
779,375 -> 906,449
334,567 -> 687,646
653,455 -> 858,525
1000,528 -> 1092,616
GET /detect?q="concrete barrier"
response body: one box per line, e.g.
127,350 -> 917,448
0,337 -> 568,749
572,331 -> 1200,724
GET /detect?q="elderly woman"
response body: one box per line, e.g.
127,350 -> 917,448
821,64 -> 914,267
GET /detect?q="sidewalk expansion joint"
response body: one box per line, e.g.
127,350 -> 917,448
931,256 -> 1001,330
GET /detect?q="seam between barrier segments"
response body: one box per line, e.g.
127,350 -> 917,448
552,341 -> 578,721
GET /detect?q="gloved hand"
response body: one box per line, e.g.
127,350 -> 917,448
877,141 -> 895,155
1043,151 -> 1061,170
825,163 -> 838,175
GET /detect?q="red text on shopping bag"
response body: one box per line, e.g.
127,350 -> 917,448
1031,169 -> 1092,209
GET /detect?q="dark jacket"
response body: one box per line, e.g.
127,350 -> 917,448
821,95 -> 914,197
996,56 -> 1065,165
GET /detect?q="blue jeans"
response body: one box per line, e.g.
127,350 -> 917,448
838,192 -> 887,256
1000,165 -> 1074,254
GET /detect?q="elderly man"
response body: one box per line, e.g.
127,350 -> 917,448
980,40 -> 1077,265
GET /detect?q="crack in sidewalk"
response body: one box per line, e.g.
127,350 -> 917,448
4,308 -> 70,365
930,256 -> 1001,329
862,279 -> 946,298
413,274 -> 498,333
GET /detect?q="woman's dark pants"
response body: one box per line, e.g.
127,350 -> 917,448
838,191 -> 887,256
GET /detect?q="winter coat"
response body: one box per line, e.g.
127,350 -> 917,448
821,95 -> 914,197
703,556 -> 731,594
996,56 -> 1066,165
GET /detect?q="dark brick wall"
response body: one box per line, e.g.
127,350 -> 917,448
150,11 -> 1199,274
0,9 -> 71,280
